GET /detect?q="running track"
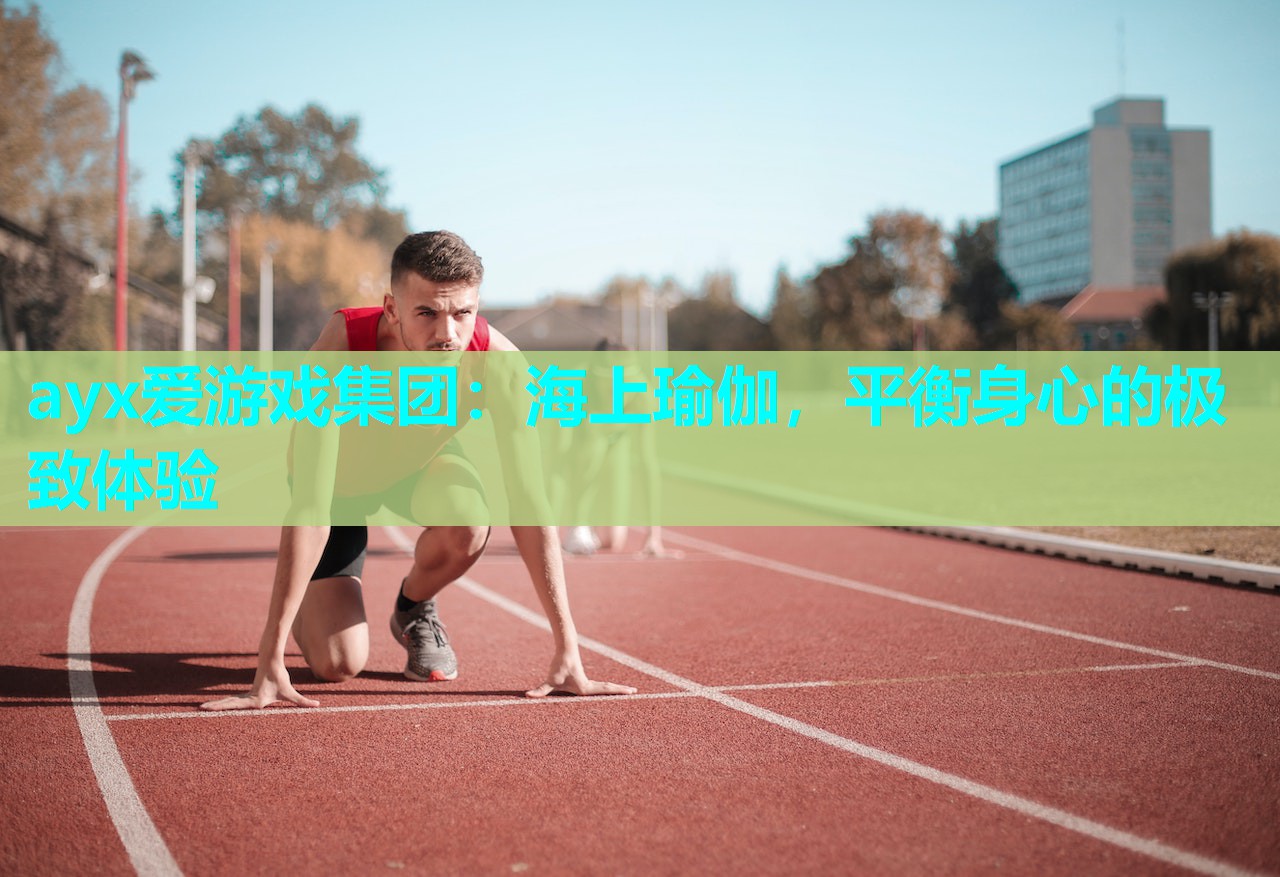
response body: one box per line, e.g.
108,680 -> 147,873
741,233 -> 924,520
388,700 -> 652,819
2,525 -> 1278,875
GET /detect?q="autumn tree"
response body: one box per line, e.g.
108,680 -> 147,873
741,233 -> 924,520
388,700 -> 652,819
179,104 -> 408,247
0,5 -> 114,249
141,104 -> 413,347
0,3 -> 118,349
1148,230 -> 1280,350
990,301 -> 1078,350
237,215 -> 389,350
811,210 -> 962,350
0,1 -> 53,222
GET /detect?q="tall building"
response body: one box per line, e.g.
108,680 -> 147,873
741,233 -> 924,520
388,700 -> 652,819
998,97 -> 1211,306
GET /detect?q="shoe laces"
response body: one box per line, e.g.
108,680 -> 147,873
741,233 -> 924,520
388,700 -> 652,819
405,610 -> 449,649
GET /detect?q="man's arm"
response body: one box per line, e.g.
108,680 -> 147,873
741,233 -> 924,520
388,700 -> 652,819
201,314 -> 347,710
485,329 -> 636,697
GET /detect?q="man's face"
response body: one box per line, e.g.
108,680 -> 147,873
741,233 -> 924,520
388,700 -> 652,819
385,273 -> 480,352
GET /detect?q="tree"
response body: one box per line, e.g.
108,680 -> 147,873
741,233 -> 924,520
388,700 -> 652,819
341,202 -> 412,253
1149,231 -> 1280,350
768,266 -> 817,350
40,85 -> 114,250
131,209 -> 183,290
598,275 -> 650,309
236,214 -> 389,350
0,1 -> 52,222
950,218 -> 1018,347
991,301 -> 1078,351
701,270 -> 736,307
0,3 -> 119,349
180,104 -> 408,242
0,4 -> 114,250
812,210 -> 958,350
142,104 -> 412,348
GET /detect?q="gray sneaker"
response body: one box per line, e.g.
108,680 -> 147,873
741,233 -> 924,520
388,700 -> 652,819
390,597 -> 458,682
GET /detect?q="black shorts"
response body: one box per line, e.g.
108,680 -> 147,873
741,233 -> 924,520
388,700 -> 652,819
311,525 -> 369,580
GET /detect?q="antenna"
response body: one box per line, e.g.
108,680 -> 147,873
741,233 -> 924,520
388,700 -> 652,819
1117,18 -> 1126,96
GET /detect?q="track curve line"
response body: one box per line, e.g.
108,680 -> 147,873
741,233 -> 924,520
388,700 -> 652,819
68,526 -> 182,877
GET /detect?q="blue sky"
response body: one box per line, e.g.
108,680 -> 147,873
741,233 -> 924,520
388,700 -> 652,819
36,0 -> 1280,313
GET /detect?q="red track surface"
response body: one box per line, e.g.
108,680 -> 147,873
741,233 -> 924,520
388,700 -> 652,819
2,525 -> 1278,876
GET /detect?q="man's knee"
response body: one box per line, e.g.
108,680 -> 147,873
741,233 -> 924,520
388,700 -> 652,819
297,622 -> 369,683
441,524 -> 489,562
306,647 -> 367,683
417,525 -> 488,568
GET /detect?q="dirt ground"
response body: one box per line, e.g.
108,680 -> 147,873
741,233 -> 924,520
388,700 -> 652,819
1029,527 -> 1280,568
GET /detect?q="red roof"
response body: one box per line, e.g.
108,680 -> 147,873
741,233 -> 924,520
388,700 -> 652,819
1060,285 -> 1166,323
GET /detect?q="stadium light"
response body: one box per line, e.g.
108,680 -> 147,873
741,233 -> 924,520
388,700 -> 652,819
260,239 -> 279,351
1192,291 -> 1235,353
180,146 -> 216,350
114,50 -> 155,351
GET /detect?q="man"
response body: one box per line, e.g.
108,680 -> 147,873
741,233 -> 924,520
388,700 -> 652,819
202,231 -> 635,710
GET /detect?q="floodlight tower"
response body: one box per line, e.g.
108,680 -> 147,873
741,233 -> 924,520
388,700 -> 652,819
114,50 -> 155,351
180,146 -> 216,351
1192,291 -> 1234,353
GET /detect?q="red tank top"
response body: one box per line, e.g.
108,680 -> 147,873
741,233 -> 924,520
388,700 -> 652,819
322,307 -> 491,495
337,306 -> 490,352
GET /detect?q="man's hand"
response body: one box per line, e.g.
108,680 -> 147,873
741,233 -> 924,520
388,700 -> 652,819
200,656 -> 320,711
525,653 -> 638,698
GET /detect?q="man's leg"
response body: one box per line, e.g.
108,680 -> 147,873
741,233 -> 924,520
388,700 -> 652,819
389,453 -> 490,681
291,526 -> 370,682
402,525 -> 490,601
401,452 -> 490,600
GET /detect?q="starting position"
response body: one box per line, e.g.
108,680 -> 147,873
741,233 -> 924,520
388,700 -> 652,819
202,231 -> 636,710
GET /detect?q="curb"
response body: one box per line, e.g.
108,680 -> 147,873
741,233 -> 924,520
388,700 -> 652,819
895,526 -> 1279,592
661,463 -> 1280,593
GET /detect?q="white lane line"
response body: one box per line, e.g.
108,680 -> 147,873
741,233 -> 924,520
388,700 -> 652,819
69,527 -> 181,877
386,527 -> 1263,877
1077,661 -> 1193,672
108,690 -> 702,722
106,660 -> 1191,722
716,661 -> 1196,692
664,530 -> 1280,682
490,555 -> 725,565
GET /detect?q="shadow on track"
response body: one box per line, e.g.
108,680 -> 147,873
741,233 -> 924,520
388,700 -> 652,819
0,654 -> 526,707
129,547 -> 405,563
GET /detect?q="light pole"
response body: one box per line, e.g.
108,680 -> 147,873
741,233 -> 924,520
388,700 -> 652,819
259,239 -> 278,351
1192,291 -> 1234,353
180,146 -> 215,351
642,284 -> 657,351
654,285 -> 678,353
113,50 -> 155,351
620,286 -> 638,350
227,208 -> 242,351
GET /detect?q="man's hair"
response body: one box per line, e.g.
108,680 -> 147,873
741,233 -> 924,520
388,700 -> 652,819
390,231 -> 484,287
